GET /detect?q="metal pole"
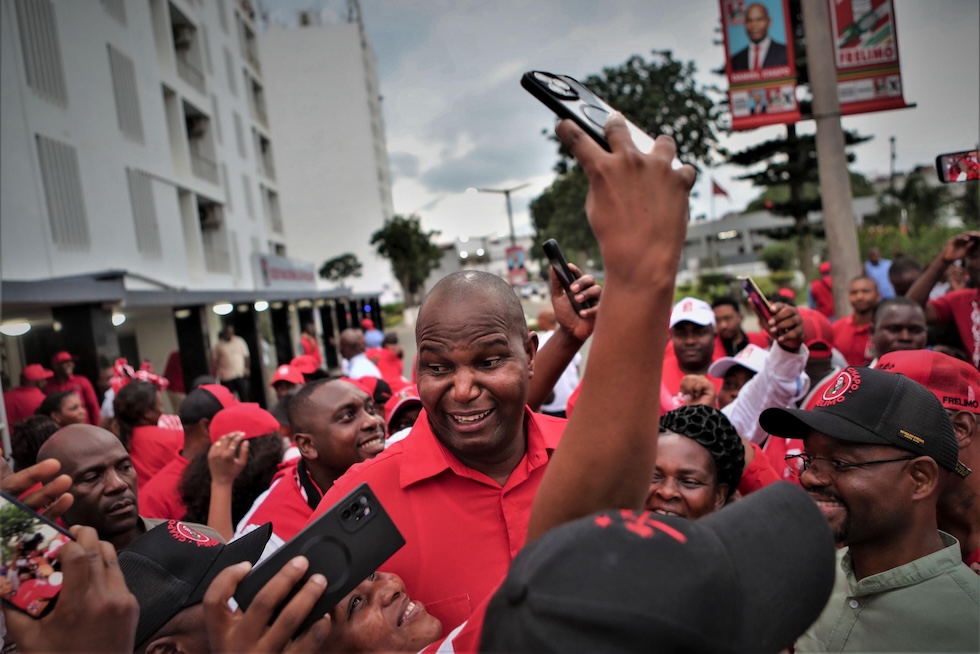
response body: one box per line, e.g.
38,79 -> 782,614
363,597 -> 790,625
504,190 -> 516,247
801,0 -> 861,319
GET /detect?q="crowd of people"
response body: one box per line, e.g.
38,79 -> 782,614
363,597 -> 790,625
2,112 -> 978,653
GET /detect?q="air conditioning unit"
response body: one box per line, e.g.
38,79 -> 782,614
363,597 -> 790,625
174,25 -> 194,51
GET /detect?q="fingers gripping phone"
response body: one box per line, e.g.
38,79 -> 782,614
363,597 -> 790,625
522,71 -> 657,154
234,483 -> 404,636
738,276 -> 774,323
0,490 -> 73,618
543,238 -> 596,313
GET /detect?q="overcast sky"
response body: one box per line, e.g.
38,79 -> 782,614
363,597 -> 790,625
267,0 -> 979,245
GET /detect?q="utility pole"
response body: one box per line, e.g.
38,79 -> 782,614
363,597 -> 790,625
470,183 -> 530,248
889,136 -> 896,193
801,0 -> 862,319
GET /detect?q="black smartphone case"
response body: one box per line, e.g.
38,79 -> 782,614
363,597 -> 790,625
542,238 -> 596,311
233,483 -> 405,636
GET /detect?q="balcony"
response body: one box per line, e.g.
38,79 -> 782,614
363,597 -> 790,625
176,54 -> 205,94
190,149 -> 218,183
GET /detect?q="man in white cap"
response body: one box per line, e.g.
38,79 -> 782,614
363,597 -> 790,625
662,297 -> 725,401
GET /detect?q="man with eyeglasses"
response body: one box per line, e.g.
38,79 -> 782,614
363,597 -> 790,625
760,366 -> 979,653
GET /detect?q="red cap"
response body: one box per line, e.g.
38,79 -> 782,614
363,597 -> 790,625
775,287 -> 796,302
798,308 -> 834,359
51,351 -> 76,365
384,384 -> 422,432
818,262 -> 831,275
290,355 -> 318,374
22,364 -> 54,382
877,350 -> 980,414
270,365 -> 304,387
198,384 -> 238,409
209,403 -> 279,442
361,318 -> 375,330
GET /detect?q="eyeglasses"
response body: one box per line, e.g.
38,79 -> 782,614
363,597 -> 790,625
785,453 -> 916,477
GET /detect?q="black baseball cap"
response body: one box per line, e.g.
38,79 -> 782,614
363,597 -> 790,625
760,366 -> 969,478
480,483 -> 836,653
119,521 -> 272,647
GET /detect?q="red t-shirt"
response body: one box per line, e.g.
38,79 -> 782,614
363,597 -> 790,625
300,334 -> 322,368
45,374 -> 101,425
929,288 -> 980,369
831,315 -> 873,366
139,454 -> 190,520
3,386 -> 47,426
809,275 -> 835,319
235,460 -> 322,546
129,425 -> 183,488
366,347 -> 407,388
660,346 -> 724,401
309,408 -> 565,631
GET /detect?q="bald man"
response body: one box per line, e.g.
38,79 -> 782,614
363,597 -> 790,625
36,424 -> 220,550
308,270 -> 596,630
338,328 -> 382,379
731,2 -> 788,71
536,307 -> 581,418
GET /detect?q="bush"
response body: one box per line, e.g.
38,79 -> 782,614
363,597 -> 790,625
759,242 -> 797,272
382,302 -> 404,328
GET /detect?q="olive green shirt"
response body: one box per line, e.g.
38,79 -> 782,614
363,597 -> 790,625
797,532 -> 979,653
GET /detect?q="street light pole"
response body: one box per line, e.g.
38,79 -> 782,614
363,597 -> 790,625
470,183 -> 530,247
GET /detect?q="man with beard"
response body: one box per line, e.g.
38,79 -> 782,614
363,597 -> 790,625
36,424 -> 222,550
760,367 -> 979,653
868,297 -> 928,363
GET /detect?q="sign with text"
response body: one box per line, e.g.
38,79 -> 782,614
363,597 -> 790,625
829,0 -> 908,116
721,0 -> 801,131
251,253 -> 317,291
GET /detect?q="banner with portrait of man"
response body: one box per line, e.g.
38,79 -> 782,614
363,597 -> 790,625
829,0 -> 909,116
721,0 -> 801,131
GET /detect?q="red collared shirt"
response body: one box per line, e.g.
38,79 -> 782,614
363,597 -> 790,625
129,425 -> 183,488
139,454 -> 190,520
235,460 -> 322,549
309,408 -> 565,631
929,288 -> 980,369
3,386 -> 47,426
831,314 -> 873,366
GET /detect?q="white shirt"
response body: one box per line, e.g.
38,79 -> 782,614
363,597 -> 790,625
722,343 -> 810,445
343,353 -> 382,379
536,330 -> 582,414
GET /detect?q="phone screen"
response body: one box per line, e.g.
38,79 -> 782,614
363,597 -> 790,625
0,491 -> 72,618
935,149 -> 980,183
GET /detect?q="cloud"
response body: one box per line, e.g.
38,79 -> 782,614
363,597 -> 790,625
388,152 -> 421,178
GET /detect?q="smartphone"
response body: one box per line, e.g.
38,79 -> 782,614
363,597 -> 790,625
0,490 -> 73,618
542,238 -> 596,314
935,149 -> 979,183
234,483 -> 404,636
738,276 -> 774,322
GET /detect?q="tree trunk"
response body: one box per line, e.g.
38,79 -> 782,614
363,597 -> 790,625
787,124 -> 814,282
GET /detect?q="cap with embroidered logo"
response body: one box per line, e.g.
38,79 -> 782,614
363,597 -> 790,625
481,483 -> 835,653
761,366 -> 970,478
876,350 -> 980,415
669,297 -> 715,329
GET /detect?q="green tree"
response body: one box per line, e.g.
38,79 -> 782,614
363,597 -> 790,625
0,503 -> 41,562
370,214 -> 443,306
531,50 -> 722,266
868,171 -> 949,236
318,252 -> 363,286
954,184 -> 980,229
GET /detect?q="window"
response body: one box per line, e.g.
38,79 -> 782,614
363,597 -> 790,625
36,135 -> 90,250
216,0 -> 228,33
221,163 -> 232,209
200,24 -> 213,74
126,169 -> 161,257
210,94 -> 222,143
107,45 -> 144,142
15,0 -> 68,106
242,173 -> 255,219
224,47 -> 236,95
233,111 -> 246,157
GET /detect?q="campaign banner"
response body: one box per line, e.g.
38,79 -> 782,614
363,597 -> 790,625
721,0 -> 801,131
505,245 -> 528,287
829,0 -> 908,116
251,253 -> 317,291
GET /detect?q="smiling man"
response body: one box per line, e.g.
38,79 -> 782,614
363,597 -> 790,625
235,378 -> 385,548
308,271 -> 580,631
760,367 -> 979,653
662,297 -> 725,402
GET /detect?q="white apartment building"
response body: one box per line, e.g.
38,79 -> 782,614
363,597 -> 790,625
1,0 -> 381,423
258,5 -> 398,299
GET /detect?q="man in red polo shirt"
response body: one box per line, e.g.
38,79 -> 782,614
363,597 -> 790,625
711,296 -> 770,357
308,270 -> 599,631
661,297 -> 725,408
831,276 -> 879,366
907,231 -> 980,369
235,378 -> 385,548
45,352 -> 100,426
3,364 -> 54,426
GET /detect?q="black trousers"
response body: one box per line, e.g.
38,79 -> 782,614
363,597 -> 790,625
221,377 -> 250,402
